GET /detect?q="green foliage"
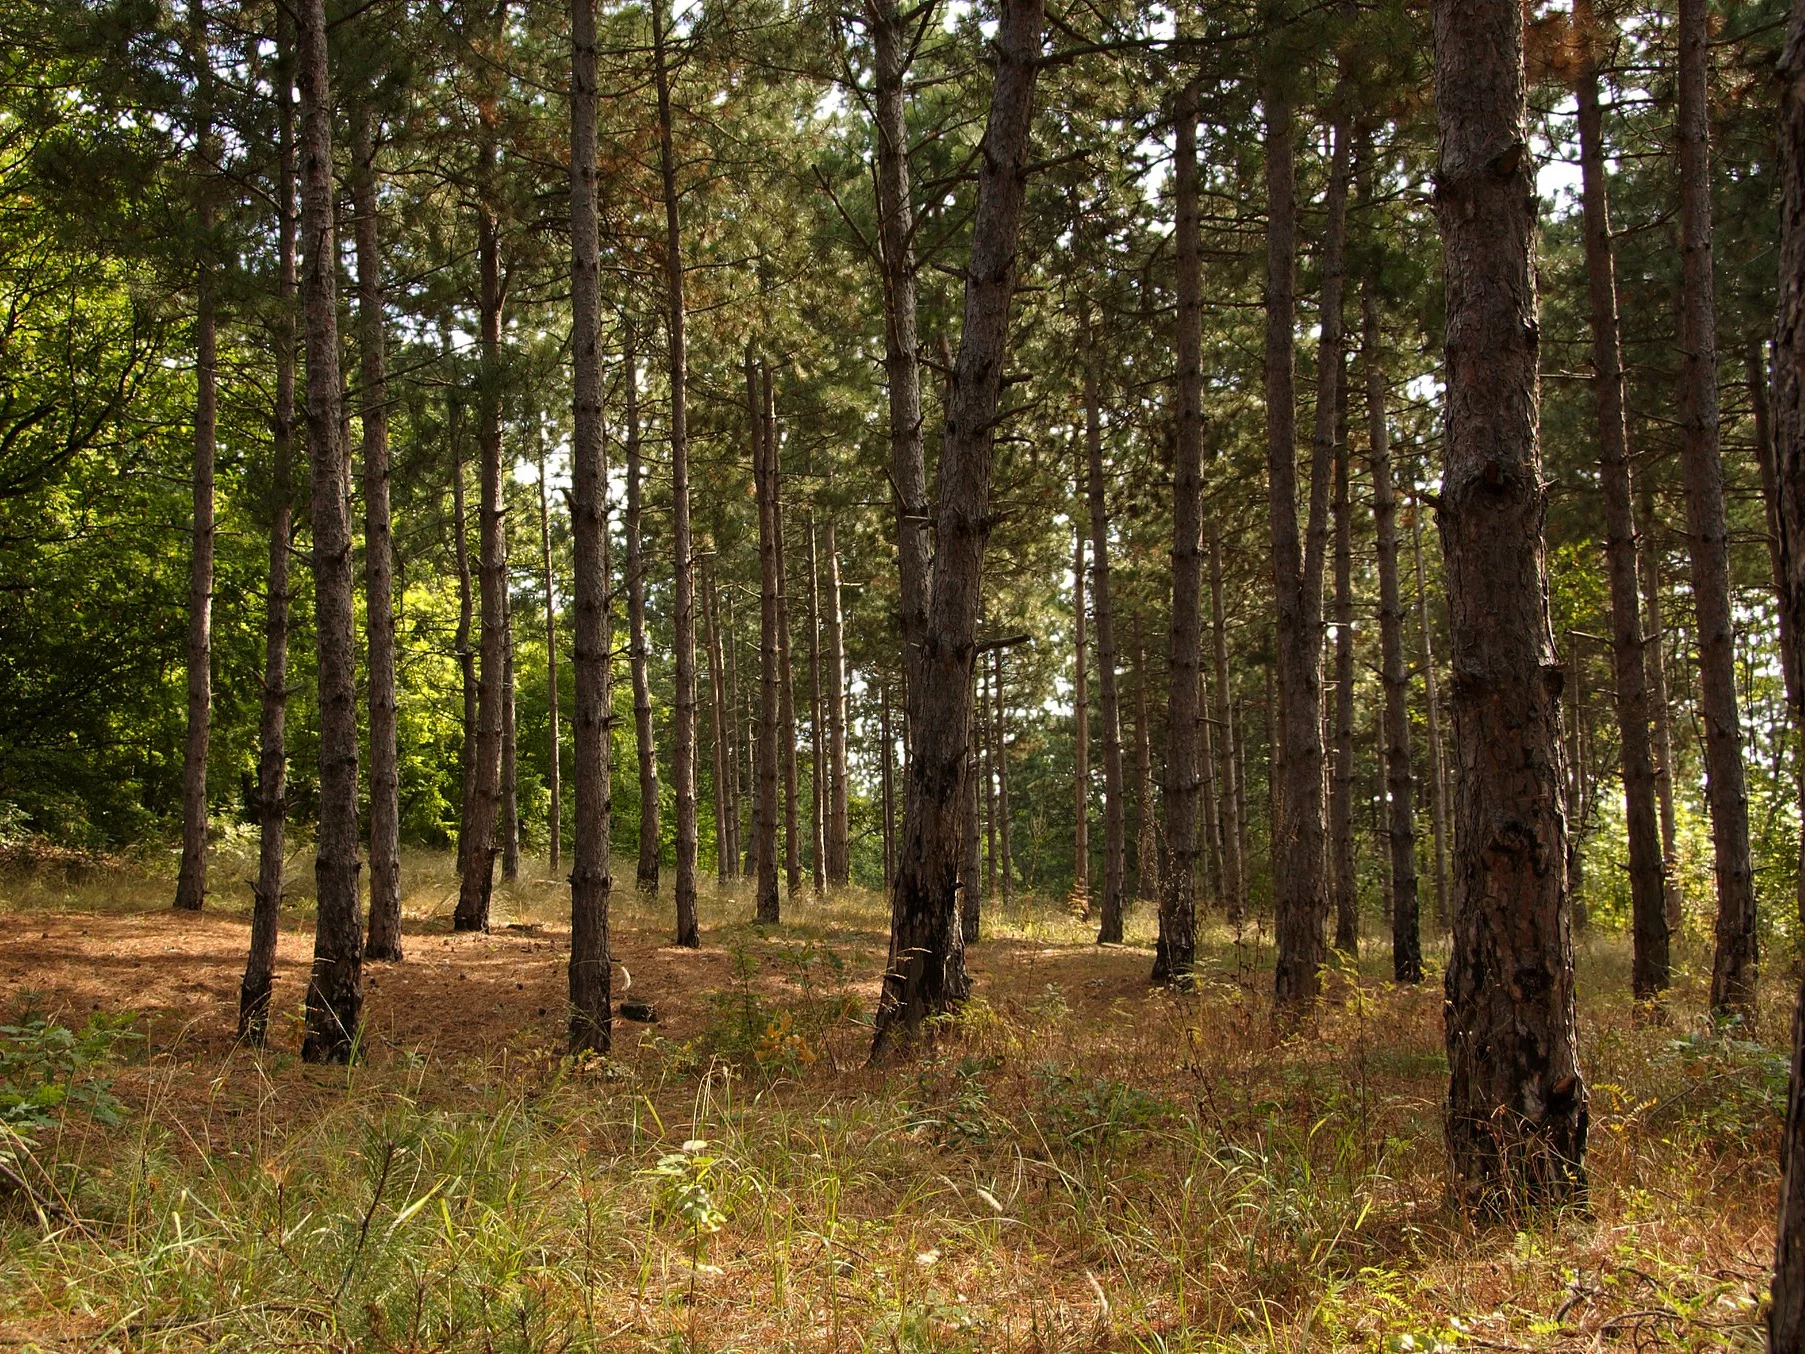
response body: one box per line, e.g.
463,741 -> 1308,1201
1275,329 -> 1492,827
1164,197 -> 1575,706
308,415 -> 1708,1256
0,1005 -> 140,1139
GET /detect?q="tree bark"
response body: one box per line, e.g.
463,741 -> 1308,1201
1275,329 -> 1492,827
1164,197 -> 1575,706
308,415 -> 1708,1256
568,0 -> 612,1049
654,1 -> 700,946
1410,486 -> 1451,928
241,12 -> 295,1040
453,180 -> 506,934
994,648 -> 1012,908
1575,0 -> 1668,997
769,373 -> 800,899
351,100 -> 401,960
1331,363 -> 1357,957
808,519 -> 827,892
1207,532 -> 1244,927
453,394 -> 477,879
1674,0 -> 1759,1025
825,521 -> 850,884
298,0 -> 363,1063
1433,0 -> 1587,1207
1134,627 -> 1159,902
704,556 -> 731,882
538,443 -> 561,872
983,660 -> 998,902
751,354 -> 781,925
1155,79 -> 1204,986
961,664 -> 981,943
1638,489 -> 1682,928
621,331 -> 659,891
1087,366 -> 1127,944
175,0 -> 215,915
502,580 -> 519,882
1363,284 -> 1420,983
1764,12 -> 1805,1337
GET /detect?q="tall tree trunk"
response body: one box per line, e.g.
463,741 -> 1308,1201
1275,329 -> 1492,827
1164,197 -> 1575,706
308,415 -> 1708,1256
994,648 -> 1012,908
1331,376 -> 1358,957
352,100 -> 401,960
654,1 -> 699,946
1155,79 -> 1204,986
704,556 -> 731,882
825,521 -> 850,884
1363,283 -> 1420,983
1639,489 -> 1682,928
538,444 -> 561,872
751,354 -> 781,924
453,184 -> 506,933
622,331 -> 659,891
1208,531 -> 1244,926
175,0 -> 215,914
769,372 -> 800,899
241,13 -> 296,1040
1433,0 -> 1586,1207
1575,0 -> 1668,997
567,0 -> 612,1049
1087,366 -> 1127,944
1675,0 -> 1759,1024
808,519 -> 827,892
298,0 -> 363,1063
1763,12 -> 1805,1335
1268,68 -> 1348,1011
502,581 -> 519,882
1411,487 -> 1451,927
1133,627 -> 1159,902
453,400 -> 476,879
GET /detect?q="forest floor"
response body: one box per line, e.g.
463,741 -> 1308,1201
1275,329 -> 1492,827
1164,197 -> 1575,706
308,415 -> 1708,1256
0,847 -> 1784,1351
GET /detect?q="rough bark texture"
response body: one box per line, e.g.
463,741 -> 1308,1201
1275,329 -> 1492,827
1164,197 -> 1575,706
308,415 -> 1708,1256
621,333 -> 659,891
751,355 -> 781,925
1363,286 -> 1420,983
866,0 -> 1043,1052
298,0 -> 363,1063
1155,81 -> 1204,987
1087,368 -> 1127,944
538,445 -> 561,872
175,0 -> 215,915
824,522 -> 850,884
1208,531 -> 1244,927
808,520 -> 827,892
453,187 -> 506,935
1766,11 -> 1805,1338
352,102 -> 402,962
1575,0 -> 1667,997
241,16 -> 295,1040
567,0 -> 612,1051
1433,0 -> 1587,1208
1675,0 -> 1759,1025
1267,67 -> 1340,1012
655,2 -> 700,947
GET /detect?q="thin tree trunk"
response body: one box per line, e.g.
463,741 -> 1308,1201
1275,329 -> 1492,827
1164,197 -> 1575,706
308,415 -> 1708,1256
1576,0 -> 1668,997
1363,283 -> 1420,983
1208,531 -> 1244,926
1331,372 -> 1357,957
1268,64 -> 1347,1011
453,400 -> 476,878
1433,0 -> 1586,1207
1134,628 -> 1159,902
1200,677 -> 1223,908
825,521 -> 850,884
751,354 -> 781,925
1567,630 -> 1590,932
624,328 -> 659,891
568,0 -> 612,1049
995,647 -> 1012,908
654,1 -> 699,947
502,580 -> 519,882
241,14 -> 295,1039
1410,486 -> 1451,928
1072,476 -> 1089,906
1639,489 -> 1682,928
983,661 -> 998,902
175,0 -> 215,914
297,0 -> 362,1063
1155,79 -> 1204,986
538,444 -> 561,872
453,180 -> 506,934
1087,364 -> 1127,944
770,372 -> 800,899
808,519 -> 827,892
1675,0 -> 1759,1025
704,556 -> 730,883
352,100 -> 401,959
962,664 -> 981,943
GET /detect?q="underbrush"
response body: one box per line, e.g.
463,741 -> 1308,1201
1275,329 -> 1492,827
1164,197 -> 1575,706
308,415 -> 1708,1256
0,884 -> 1784,1352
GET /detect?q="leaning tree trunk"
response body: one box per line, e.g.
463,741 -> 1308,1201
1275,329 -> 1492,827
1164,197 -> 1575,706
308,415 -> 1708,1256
1086,363 -> 1127,944
1155,80 -> 1204,986
241,13 -> 296,1040
621,330 -> 659,891
454,186 -> 506,934
1433,0 -> 1587,1208
824,521 -> 850,884
175,0 -> 215,915
655,1 -> 700,947
868,0 -> 1044,1055
1576,0 -> 1668,998
1676,0 -> 1759,1025
352,102 -> 402,961
297,0 -> 363,1063
1268,76 -> 1347,1010
1764,10 -> 1805,1338
567,0 -> 612,1050
1363,282 -> 1421,983
1208,531 -> 1244,926
751,354 -> 781,924
537,443 -> 561,872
